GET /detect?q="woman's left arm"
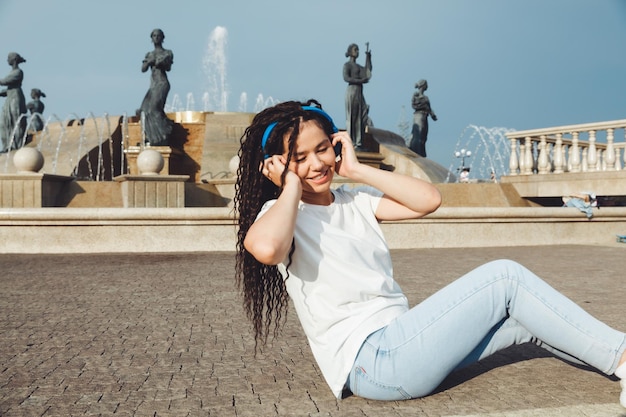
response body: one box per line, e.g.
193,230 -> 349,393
333,132 -> 441,221
363,165 -> 441,221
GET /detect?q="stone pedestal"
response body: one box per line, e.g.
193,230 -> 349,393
115,174 -> 189,208
127,112 -> 207,182
353,128 -> 385,168
0,174 -> 73,207
124,146 -> 176,176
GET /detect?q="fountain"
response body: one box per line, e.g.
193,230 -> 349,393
445,125 -> 515,183
0,22 -> 450,191
202,26 -> 228,112
0,25 -> 624,254
167,27 -> 280,115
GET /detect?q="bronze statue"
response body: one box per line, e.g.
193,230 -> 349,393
343,43 -> 372,152
409,79 -> 437,157
26,88 -> 46,132
0,52 -> 27,152
137,28 -> 174,146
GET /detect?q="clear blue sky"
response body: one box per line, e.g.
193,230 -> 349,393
1,0 -> 625,172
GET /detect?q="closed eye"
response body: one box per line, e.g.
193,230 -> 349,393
293,140 -> 332,163
318,146 -> 329,154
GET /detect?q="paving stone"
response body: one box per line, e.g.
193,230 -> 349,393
0,246 -> 625,416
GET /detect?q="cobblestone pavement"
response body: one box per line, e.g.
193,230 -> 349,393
1,246 -> 626,417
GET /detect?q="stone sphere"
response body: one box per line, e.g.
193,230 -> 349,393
13,147 -> 44,173
228,155 -> 240,175
137,149 -> 164,175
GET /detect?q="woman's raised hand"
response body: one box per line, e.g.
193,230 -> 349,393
332,131 -> 360,179
262,155 -> 299,188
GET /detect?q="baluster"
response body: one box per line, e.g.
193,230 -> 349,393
605,128 -> 616,170
616,147 -> 622,170
524,136 -> 533,175
598,149 -> 606,171
553,133 -> 564,173
570,132 -> 581,172
549,143 -> 554,172
567,144 -> 572,172
519,143 -> 526,174
582,148 -> 588,172
622,129 -> 626,169
537,135 -> 549,174
508,138 -> 519,175
587,130 -> 598,171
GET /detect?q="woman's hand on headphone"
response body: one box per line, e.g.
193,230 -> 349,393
262,155 -> 299,188
332,131 -> 360,179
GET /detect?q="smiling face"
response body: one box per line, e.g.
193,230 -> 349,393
283,120 -> 336,205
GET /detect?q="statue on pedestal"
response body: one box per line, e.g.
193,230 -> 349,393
26,88 -> 46,132
0,52 -> 27,152
409,79 -> 437,158
343,43 -> 372,152
137,28 -> 174,146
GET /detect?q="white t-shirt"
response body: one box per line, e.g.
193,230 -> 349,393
258,185 -> 409,398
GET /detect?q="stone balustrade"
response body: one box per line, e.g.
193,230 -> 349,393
505,119 -> 626,175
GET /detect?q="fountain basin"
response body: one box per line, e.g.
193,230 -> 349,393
1,206 -> 625,254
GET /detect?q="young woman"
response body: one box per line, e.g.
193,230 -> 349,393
234,99 -> 626,406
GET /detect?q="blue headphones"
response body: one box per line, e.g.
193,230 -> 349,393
261,106 -> 338,158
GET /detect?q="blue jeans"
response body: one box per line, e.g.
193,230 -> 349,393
346,259 -> 626,400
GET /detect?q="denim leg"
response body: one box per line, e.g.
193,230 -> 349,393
348,259 -> 626,400
454,316 -> 588,371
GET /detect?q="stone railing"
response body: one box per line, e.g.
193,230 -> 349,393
505,119 -> 626,175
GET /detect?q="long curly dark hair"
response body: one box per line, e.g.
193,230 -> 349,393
234,99 -> 337,348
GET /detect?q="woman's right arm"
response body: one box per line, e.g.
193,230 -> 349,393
244,157 -> 302,265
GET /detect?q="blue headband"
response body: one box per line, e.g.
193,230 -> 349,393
261,106 -> 338,158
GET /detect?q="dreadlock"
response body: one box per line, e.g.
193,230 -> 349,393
234,99 -> 336,348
